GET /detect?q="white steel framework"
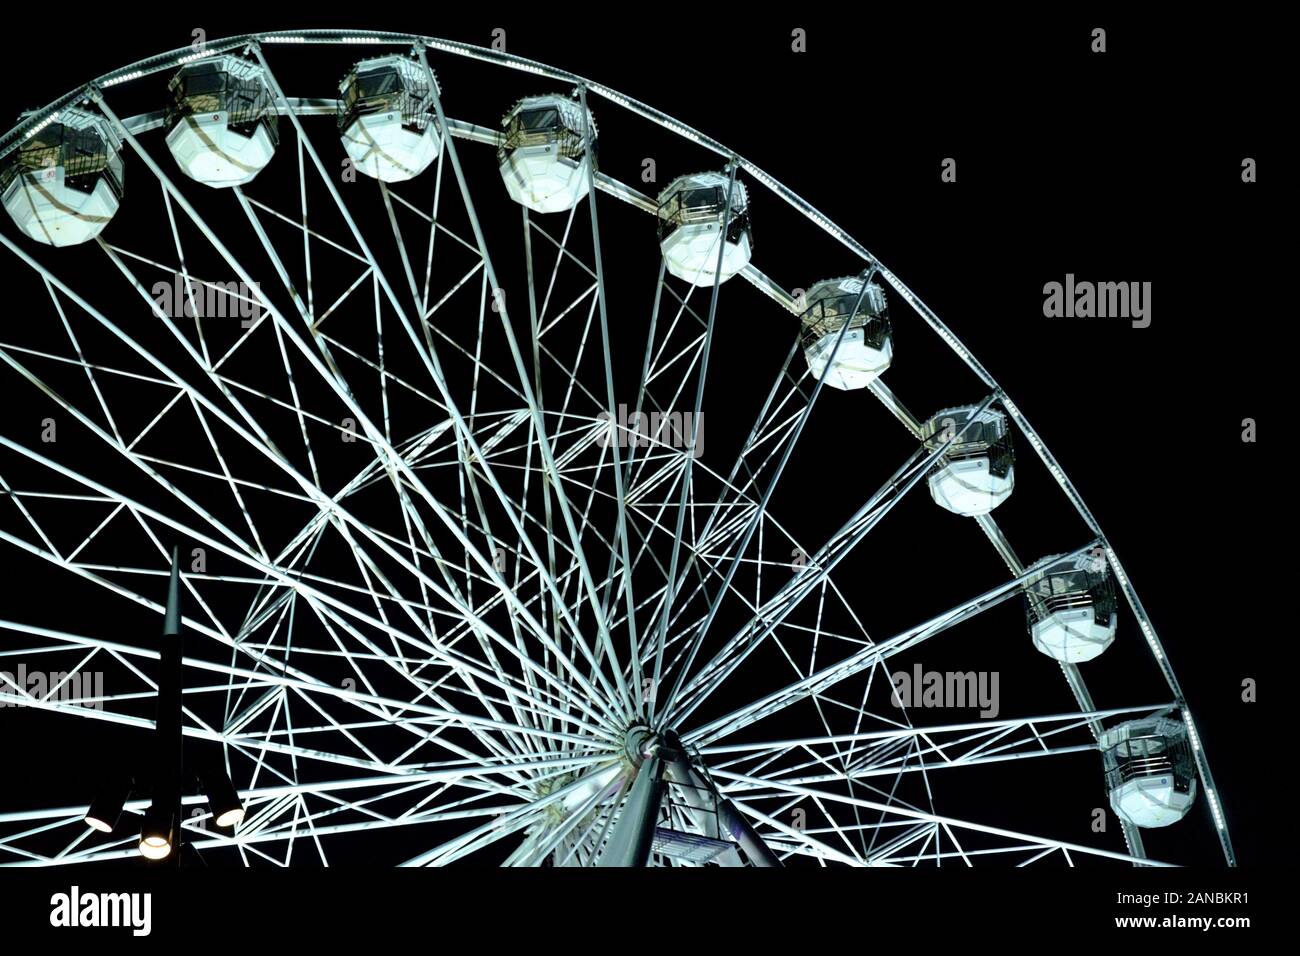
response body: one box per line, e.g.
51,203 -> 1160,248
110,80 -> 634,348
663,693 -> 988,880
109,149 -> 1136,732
0,30 -> 1234,867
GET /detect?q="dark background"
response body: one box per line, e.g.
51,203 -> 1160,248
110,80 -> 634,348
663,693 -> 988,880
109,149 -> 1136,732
0,4 -> 1281,894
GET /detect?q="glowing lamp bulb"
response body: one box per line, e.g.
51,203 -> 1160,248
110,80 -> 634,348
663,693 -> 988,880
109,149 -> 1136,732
214,806 -> 244,828
139,835 -> 172,860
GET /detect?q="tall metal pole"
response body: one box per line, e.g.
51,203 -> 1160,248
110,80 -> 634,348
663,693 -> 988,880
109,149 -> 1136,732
152,547 -> 184,864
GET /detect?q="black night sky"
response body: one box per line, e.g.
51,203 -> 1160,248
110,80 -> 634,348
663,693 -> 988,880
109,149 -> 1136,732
0,7 -> 1281,939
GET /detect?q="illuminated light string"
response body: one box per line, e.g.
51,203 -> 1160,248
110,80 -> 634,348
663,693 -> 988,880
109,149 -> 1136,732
102,71 -> 144,88
23,111 -> 59,139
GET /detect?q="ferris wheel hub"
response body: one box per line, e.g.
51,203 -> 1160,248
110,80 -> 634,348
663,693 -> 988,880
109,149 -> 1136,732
622,724 -> 657,766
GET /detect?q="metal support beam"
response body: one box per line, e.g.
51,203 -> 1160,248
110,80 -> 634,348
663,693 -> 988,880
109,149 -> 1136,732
599,754 -> 666,867
718,799 -> 781,867
664,755 -> 780,867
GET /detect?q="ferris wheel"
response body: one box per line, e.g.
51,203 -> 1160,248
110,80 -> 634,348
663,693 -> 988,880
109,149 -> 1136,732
0,29 -> 1235,867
